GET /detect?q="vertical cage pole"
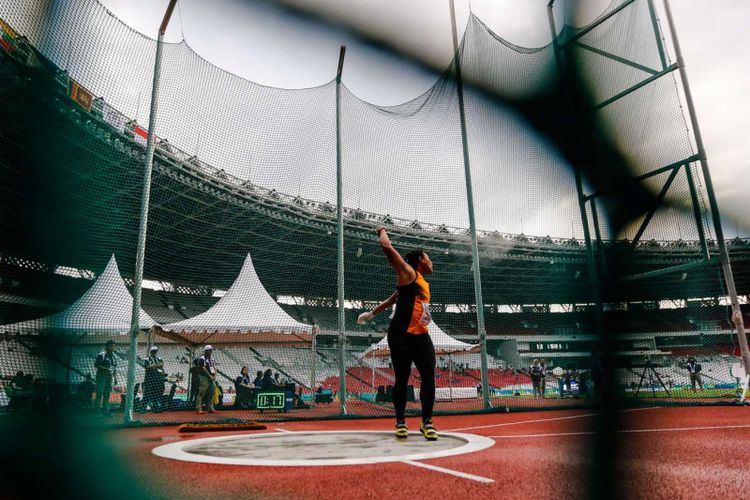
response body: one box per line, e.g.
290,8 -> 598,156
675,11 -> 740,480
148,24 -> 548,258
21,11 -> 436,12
124,0 -> 177,424
449,0 -> 490,409
335,45 -> 348,415
663,0 -> 749,377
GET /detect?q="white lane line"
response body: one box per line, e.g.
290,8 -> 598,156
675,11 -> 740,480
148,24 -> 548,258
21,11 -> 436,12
448,413 -> 599,432
448,406 -> 662,432
402,460 -> 494,483
490,432 -> 596,439
275,428 -> 292,433
489,423 -> 750,439
619,406 -> 662,413
620,423 -> 750,434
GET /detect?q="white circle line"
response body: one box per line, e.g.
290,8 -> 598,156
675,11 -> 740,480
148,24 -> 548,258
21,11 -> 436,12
152,430 -> 495,466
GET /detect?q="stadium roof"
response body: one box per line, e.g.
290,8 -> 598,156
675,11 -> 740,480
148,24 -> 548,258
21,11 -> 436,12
1,33 -> 749,307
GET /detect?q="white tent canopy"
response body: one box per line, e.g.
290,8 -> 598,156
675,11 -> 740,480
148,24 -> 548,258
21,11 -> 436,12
361,321 -> 478,358
1,255 -> 156,334
161,253 -> 309,334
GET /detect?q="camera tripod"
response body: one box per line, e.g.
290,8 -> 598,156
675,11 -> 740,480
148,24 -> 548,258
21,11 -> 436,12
634,360 -> 670,397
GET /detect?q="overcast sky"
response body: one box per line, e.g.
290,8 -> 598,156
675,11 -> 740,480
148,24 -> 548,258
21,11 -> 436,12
94,0 -> 749,237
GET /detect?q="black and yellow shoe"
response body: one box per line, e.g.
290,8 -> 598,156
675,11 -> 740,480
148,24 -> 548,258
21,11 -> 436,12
395,421 -> 409,439
420,419 -> 438,441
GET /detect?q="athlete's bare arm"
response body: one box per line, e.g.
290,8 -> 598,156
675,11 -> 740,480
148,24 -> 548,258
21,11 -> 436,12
376,226 -> 415,286
357,291 -> 397,324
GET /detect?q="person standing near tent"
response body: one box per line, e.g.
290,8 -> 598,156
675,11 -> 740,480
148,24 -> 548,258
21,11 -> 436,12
94,340 -> 118,415
357,226 -> 437,441
194,345 -> 216,414
530,359 -> 543,398
539,358 -> 548,399
143,345 -> 165,412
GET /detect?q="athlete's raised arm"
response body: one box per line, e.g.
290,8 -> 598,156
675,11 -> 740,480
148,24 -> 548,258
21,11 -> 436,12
376,226 -> 416,286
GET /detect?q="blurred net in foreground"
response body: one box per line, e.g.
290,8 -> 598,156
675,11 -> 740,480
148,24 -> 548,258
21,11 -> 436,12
0,0 -> 748,426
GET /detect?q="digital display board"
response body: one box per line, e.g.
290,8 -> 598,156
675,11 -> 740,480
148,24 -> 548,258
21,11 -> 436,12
531,343 -> 570,351
257,392 -> 285,410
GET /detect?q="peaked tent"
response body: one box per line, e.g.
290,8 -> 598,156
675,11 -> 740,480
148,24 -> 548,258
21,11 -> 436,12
360,321 -> 478,359
360,321 -> 480,400
0,255 -> 156,334
155,253 -> 311,344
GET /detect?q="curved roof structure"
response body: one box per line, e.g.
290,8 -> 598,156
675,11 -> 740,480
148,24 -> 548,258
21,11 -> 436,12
361,321 -> 478,358
0,8 -> 749,311
1,255 -> 155,334
160,253 -> 309,335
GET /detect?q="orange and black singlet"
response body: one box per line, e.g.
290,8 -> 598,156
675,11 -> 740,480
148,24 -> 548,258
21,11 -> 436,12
388,272 -> 431,335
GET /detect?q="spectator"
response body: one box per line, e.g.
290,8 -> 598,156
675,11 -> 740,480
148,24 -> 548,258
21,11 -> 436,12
294,386 -> 309,409
273,372 -> 282,386
530,359 -> 543,398
75,374 -> 96,409
253,370 -> 263,388
234,366 -> 253,409
31,377 -> 49,412
94,340 -> 118,415
539,359 -> 547,398
8,371 -> 31,410
261,369 -> 274,390
193,345 -> 217,414
213,382 -> 224,408
143,345 -> 165,413
558,369 -> 567,398
10,370 -> 24,387
564,369 -> 573,395
592,350 -> 606,399
686,357 -> 703,392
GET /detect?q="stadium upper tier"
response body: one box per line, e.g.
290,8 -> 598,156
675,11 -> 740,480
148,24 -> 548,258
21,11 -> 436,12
0,29 -> 749,307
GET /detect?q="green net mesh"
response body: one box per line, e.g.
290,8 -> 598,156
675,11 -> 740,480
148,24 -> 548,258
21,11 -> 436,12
0,0 -> 747,425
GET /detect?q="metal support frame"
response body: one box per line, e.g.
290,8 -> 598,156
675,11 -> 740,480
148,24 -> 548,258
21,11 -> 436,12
589,198 -> 607,278
572,41 -> 659,75
335,45 -> 348,415
310,324 -> 318,403
620,257 -> 712,282
556,0 -> 714,285
449,0 -> 490,409
547,2 -> 604,333
630,162 -> 682,248
124,0 -> 177,424
584,154 -> 700,201
663,0 -> 750,379
740,374 -> 749,403
683,163 -> 710,260
646,0 -> 668,70
561,0 -> 637,47
594,63 -> 677,110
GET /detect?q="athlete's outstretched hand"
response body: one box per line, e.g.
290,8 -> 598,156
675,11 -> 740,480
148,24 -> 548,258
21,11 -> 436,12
357,311 -> 374,324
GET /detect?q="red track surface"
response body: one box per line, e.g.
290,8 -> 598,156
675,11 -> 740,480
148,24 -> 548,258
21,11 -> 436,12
112,406 -> 750,499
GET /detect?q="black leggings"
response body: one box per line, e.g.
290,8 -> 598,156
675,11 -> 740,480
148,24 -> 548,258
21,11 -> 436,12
387,331 -> 436,422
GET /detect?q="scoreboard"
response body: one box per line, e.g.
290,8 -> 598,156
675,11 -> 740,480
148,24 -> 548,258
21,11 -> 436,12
256,392 -> 286,410
530,342 -> 570,351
